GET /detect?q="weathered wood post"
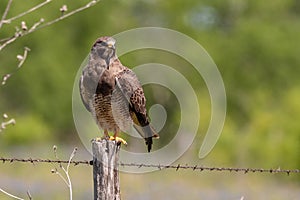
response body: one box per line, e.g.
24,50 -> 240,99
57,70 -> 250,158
92,139 -> 121,200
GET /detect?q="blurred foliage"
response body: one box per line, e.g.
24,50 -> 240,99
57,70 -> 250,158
0,0 -> 300,179
1,114 -> 53,146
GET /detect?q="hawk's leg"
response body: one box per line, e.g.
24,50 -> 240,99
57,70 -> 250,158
103,129 -> 109,138
96,129 -> 110,141
109,131 -> 127,145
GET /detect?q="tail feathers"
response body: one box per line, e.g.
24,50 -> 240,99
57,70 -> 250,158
133,124 -> 159,152
145,137 -> 153,153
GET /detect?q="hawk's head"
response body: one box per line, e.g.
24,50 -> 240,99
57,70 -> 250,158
91,36 -> 117,68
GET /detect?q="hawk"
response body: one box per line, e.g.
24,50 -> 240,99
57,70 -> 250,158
79,36 -> 159,152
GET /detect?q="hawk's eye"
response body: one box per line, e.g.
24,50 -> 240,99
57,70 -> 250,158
93,40 -> 104,48
98,40 -> 104,44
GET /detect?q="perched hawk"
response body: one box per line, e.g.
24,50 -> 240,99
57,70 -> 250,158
79,36 -> 159,152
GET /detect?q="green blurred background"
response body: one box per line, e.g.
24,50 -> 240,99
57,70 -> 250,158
1,0 -> 300,199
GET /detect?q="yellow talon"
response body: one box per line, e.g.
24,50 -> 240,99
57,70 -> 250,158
109,136 -> 127,146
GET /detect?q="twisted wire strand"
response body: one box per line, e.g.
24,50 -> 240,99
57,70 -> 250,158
0,157 -> 299,175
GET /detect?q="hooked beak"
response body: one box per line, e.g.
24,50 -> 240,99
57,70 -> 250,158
107,40 -> 115,48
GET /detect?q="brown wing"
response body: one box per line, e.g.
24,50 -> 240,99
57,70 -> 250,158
79,65 -> 94,112
79,56 -> 107,112
115,68 -> 159,152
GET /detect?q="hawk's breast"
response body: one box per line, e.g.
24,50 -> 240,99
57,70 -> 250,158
92,86 -> 132,133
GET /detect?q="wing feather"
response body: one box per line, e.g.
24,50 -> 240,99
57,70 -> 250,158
79,60 -> 107,112
115,68 -> 159,152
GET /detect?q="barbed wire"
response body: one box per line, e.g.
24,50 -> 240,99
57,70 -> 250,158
0,157 -> 299,175
0,157 -> 90,166
120,163 -> 300,175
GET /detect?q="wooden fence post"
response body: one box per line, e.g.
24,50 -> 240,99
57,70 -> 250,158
92,139 -> 121,200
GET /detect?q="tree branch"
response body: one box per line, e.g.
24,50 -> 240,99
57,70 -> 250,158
3,0 -> 51,24
0,187 -> 24,200
0,0 -> 13,29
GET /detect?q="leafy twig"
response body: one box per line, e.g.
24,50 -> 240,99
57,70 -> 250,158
17,47 -> 30,68
51,146 -> 78,200
1,46 -> 30,85
0,113 -> 16,132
